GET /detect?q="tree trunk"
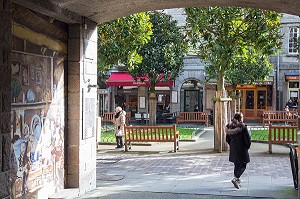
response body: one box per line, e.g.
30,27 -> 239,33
230,88 -> 237,119
149,92 -> 156,125
214,76 -> 228,152
214,91 -> 222,152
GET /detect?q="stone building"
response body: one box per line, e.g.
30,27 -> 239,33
104,9 -> 300,122
269,14 -> 300,111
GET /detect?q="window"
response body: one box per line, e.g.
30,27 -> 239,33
289,27 -> 299,54
245,91 -> 254,109
289,81 -> 299,88
288,81 -> 299,107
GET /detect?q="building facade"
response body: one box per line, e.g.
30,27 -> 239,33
102,11 -> 300,122
270,14 -> 300,111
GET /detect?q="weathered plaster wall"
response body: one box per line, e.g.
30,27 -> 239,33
10,4 -> 67,198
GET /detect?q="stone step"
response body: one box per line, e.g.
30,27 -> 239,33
49,188 -> 79,199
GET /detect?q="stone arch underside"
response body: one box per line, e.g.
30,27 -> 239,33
175,70 -> 205,91
16,0 -> 300,24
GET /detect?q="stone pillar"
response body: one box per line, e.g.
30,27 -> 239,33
67,17 -> 97,194
0,0 -> 12,198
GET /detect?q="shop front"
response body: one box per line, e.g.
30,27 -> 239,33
227,82 -> 273,121
114,88 -> 138,117
106,72 -> 173,119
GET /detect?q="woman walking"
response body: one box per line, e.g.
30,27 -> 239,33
225,112 -> 251,189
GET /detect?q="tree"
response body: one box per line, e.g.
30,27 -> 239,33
97,12 -> 153,76
225,47 -> 273,114
185,7 -> 282,152
129,11 -> 188,125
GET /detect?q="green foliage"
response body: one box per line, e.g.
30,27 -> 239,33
185,7 -> 282,88
129,11 -> 188,91
251,129 -> 297,141
225,47 -> 273,86
97,12 -> 153,75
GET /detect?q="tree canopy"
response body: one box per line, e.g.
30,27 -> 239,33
130,11 -> 188,124
185,6 -> 282,152
185,7 -> 282,86
224,46 -> 273,92
129,11 -> 188,92
97,12 -> 153,76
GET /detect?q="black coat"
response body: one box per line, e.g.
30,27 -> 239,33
227,126 -> 251,164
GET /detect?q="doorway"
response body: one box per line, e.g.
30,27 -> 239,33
239,88 -> 267,120
184,90 -> 202,112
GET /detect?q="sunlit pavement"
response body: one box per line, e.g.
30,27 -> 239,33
76,126 -> 298,199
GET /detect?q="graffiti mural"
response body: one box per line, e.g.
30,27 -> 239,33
11,52 -> 65,198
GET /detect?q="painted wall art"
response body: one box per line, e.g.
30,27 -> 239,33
11,51 -> 65,198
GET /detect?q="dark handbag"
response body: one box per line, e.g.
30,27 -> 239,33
226,134 -> 231,145
243,126 -> 251,149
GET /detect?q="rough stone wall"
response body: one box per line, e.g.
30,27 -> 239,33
0,0 -> 12,198
67,18 -> 97,194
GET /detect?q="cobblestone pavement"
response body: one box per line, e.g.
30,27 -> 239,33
96,153 -> 292,180
77,129 -> 298,199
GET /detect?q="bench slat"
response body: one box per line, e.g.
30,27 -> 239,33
176,112 -> 209,126
124,125 -> 179,152
263,111 -> 298,126
101,112 -> 131,124
268,125 -> 298,153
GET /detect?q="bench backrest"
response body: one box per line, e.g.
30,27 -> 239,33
177,112 -> 209,121
102,112 -> 131,124
102,112 -> 114,123
124,125 -> 177,142
263,111 -> 298,124
269,125 -> 297,144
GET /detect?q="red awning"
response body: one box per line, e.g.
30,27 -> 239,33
106,72 -> 173,87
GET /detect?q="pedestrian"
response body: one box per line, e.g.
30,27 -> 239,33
114,106 -> 126,149
194,105 -> 199,112
225,112 -> 251,189
284,105 -> 290,116
286,99 -> 295,109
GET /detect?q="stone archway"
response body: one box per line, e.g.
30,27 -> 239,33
3,0 -> 300,198
15,0 -> 300,24
173,64 -> 205,112
180,78 -> 204,112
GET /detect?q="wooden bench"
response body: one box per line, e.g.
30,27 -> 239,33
176,112 -> 209,126
101,112 -> 131,124
268,125 -> 298,153
101,112 -> 115,123
262,111 -> 298,126
124,125 -> 179,152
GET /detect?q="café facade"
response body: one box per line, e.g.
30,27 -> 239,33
99,56 -> 277,122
